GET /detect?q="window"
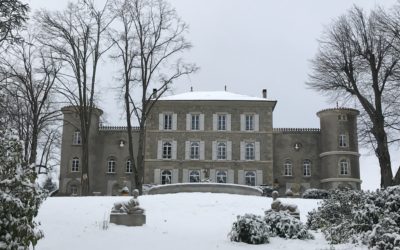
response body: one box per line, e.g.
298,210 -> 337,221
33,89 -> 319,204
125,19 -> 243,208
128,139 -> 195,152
73,130 -> 81,145
217,114 -> 226,131
245,171 -> 256,186
303,159 -> 311,177
339,134 -> 347,147
190,141 -> 200,160
70,185 -> 78,196
126,160 -> 132,173
245,114 -> 254,131
164,114 -> 172,130
71,157 -> 79,172
338,114 -> 347,121
107,158 -> 116,173
161,170 -> 172,184
245,142 -> 255,160
163,142 -> 172,159
340,159 -> 349,175
284,160 -> 292,176
216,170 -> 227,183
189,170 -> 200,183
191,114 -> 200,130
217,142 -> 227,160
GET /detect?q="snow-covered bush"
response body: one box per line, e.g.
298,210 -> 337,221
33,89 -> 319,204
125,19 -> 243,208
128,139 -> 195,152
264,210 -> 314,240
229,214 -> 270,244
302,188 -> 330,199
0,129 -> 46,249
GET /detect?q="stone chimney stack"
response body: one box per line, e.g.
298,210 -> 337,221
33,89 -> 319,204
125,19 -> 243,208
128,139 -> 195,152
262,89 -> 267,99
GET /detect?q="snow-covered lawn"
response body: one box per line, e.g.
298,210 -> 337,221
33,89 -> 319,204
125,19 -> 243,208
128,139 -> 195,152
36,193 -> 364,250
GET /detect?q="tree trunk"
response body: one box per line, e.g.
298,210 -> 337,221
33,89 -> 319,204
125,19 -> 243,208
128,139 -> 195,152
136,125 -> 146,195
81,133 -> 90,196
29,121 -> 38,165
125,90 -> 138,190
373,125 -> 393,188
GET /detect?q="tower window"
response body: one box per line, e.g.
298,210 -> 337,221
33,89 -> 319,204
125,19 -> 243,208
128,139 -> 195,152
284,160 -> 292,176
303,159 -> 311,177
107,158 -> 116,173
71,157 -> 79,172
339,159 -> 350,175
73,130 -> 81,145
126,160 -> 132,173
339,134 -> 348,147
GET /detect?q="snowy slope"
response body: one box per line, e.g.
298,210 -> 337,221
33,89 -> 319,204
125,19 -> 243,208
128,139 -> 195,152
35,193 -> 365,250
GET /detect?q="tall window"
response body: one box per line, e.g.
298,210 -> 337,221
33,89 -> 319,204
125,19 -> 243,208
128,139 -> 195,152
126,160 -> 132,173
189,170 -> 200,183
190,141 -> 200,160
73,130 -> 81,144
191,114 -> 200,130
217,114 -> 226,131
161,170 -> 172,184
71,157 -> 79,172
107,158 -> 116,173
245,142 -> 255,160
303,159 -> 311,176
216,170 -> 227,183
217,142 -> 227,160
164,114 -> 172,130
245,171 -> 256,186
284,160 -> 292,176
339,134 -> 347,147
245,114 -> 254,131
163,142 -> 172,159
340,159 -> 349,175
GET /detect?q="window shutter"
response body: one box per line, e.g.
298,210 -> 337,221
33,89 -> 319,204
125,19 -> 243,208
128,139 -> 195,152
200,141 -> 205,160
185,141 -> 190,160
240,114 -> 245,131
240,141 -> 245,160
255,141 -> 261,161
172,113 -> 177,130
227,141 -> 232,160
212,114 -> 217,131
227,114 -> 231,131
256,170 -> 263,185
154,169 -> 161,184
209,169 -> 216,182
212,141 -> 217,160
172,141 -> 177,160
172,169 -> 179,183
238,170 -> 244,185
159,113 -> 163,130
228,170 -> 234,183
254,114 -> 259,131
182,169 -> 189,183
157,140 -> 162,159
199,114 -> 204,131
186,114 -> 191,130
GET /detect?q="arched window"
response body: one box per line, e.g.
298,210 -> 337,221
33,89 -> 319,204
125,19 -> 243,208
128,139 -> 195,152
126,160 -> 132,173
339,159 -> 349,175
189,170 -> 200,183
217,142 -> 227,160
303,159 -> 311,176
216,170 -> 227,183
245,142 -> 255,160
190,141 -> 200,159
71,157 -> 79,172
161,170 -> 172,184
73,130 -> 81,145
163,142 -> 172,159
245,171 -> 256,186
107,158 -> 116,173
284,160 -> 292,176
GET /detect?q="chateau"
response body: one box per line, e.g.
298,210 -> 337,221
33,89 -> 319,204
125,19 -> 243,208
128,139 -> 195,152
59,90 -> 362,196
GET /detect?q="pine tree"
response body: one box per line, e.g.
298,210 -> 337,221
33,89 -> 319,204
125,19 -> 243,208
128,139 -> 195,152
43,177 -> 56,194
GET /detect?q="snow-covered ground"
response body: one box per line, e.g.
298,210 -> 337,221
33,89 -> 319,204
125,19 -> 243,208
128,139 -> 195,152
36,193 -> 365,250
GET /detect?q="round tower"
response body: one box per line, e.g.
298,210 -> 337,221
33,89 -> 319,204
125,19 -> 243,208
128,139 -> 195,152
317,108 -> 361,190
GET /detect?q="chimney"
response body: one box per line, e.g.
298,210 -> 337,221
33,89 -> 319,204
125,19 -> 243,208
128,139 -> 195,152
152,88 -> 157,98
190,86 -> 193,92
262,89 -> 267,99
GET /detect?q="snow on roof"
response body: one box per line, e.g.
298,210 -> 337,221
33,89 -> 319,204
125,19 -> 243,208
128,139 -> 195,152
158,91 -> 270,101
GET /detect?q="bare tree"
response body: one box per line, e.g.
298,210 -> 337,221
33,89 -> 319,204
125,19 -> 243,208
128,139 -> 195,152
0,32 -> 61,165
36,0 -> 114,195
110,0 -> 197,193
0,0 -> 29,47
307,6 -> 400,188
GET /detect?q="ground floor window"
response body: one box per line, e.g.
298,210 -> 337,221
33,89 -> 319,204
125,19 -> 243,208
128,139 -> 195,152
126,160 -> 132,173
303,159 -> 311,176
189,170 -> 200,183
161,170 -> 172,184
107,158 -> 116,173
216,170 -> 227,183
245,171 -> 256,186
284,160 -> 292,176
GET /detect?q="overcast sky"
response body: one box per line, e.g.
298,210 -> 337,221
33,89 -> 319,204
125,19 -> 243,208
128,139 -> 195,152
28,0 -> 399,190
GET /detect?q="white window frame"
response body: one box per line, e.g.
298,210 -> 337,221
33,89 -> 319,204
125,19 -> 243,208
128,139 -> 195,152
339,134 -> 348,147
161,170 -> 172,184
162,141 -> 172,159
217,114 -> 226,131
303,159 -> 311,177
190,141 -> 200,160
216,170 -> 227,183
191,114 -> 200,131
189,170 -> 200,183
217,141 -> 227,160
245,171 -> 256,186
126,160 -> 132,173
284,160 -> 292,176
245,114 -> 254,131
107,158 -> 116,173
73,130 -> 81,145
71,157 -> 79,172
339,159 -> 350,175
245,142 -> 255,160
164,114 -> 172,130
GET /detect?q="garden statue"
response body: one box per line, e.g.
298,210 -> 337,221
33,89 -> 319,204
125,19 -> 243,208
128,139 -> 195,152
110,189 -> 146,226
269,191 -> 300,219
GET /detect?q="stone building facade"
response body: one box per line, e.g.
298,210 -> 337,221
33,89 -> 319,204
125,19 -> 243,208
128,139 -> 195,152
59,90 -> 361,196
